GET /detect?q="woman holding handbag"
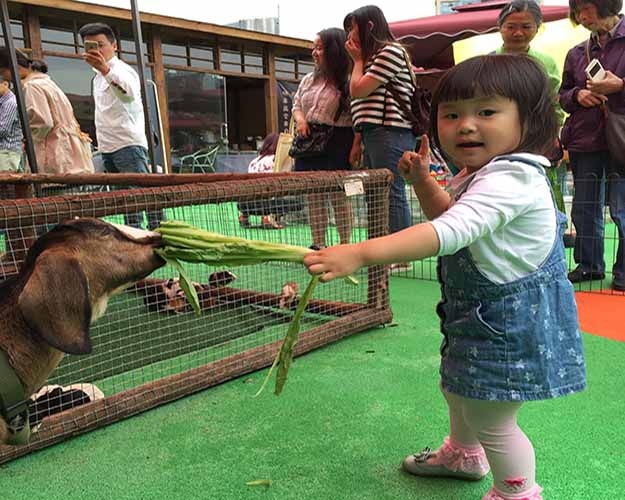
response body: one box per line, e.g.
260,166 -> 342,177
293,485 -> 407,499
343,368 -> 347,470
343,5 -> 418,271
291,27 -> 357,249
559,0 -> 625,291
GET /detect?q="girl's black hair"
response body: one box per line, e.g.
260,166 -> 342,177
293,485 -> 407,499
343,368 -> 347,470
258,132 -> 279,158
497,0 -> 543,27
315,28 -> 352,113
429,54 -> 558,160
343,5 -> 396,64
568,0 -> 623,24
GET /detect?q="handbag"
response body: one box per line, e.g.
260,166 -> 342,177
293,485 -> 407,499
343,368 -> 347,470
288,106 -> 343,159
273,117 -> 295,172
605,108 -> 625,167
584,40 -> 625,166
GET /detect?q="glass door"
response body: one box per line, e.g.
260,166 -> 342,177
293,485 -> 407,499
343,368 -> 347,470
164,70 -> 227,172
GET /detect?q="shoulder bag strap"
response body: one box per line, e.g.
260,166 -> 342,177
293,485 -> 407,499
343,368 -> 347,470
385,46 -> 417,123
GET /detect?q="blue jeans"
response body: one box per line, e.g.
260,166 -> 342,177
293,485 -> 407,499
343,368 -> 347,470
102,145 -> 165,230
361,127 -> 416,233
570,151 -> 625,281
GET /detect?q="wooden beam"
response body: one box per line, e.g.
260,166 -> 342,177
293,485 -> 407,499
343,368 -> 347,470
265,46 -> 278,134
22,5 -> 41,57
149,27 -> 172,173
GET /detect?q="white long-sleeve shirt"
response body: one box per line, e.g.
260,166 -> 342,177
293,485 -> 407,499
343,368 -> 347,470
430,154 -> 556,284
93,56 -> 147,153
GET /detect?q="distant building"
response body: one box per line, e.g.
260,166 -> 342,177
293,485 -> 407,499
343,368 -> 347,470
227,18 -> 280,35
437,0 -> 485,14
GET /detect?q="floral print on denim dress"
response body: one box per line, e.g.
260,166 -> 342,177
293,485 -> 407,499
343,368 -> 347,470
436,156 -> 587,401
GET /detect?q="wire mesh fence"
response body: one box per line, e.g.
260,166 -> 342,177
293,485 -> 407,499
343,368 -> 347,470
0,170 -> 393,463
394,171 -> 625,295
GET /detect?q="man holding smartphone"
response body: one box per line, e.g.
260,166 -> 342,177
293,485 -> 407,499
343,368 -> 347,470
78,22 -> 162,229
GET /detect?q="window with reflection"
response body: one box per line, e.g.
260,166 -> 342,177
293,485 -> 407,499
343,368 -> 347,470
0,20 -> 25,48
165,69 -> 226,171
243,52 -> 263,75
220,48 -> 242,73
162,42 -> 187,66
40,19 -> 78,53
119,39 -> 151,64
190,45 -> 214,69
276,53 -> 312,79
44,56 -> 96,144
275,57 -> 295,79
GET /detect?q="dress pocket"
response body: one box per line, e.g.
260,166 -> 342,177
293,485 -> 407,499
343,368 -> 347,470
471,301 -> 505,336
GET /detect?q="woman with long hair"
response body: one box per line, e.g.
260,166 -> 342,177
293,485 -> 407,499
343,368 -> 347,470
343,5 -> 418,270
291,27 -> 356,249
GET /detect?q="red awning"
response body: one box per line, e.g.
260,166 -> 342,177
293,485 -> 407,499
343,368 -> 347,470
389,0 -> 571,71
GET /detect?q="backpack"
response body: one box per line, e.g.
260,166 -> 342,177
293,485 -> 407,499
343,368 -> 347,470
385,47 -> 432,137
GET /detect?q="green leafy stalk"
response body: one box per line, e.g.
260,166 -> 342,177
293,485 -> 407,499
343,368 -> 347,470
254,274 -> 320,397
155,220 -> 358,284
274,274 -> 320,395
163,256 -> 201,315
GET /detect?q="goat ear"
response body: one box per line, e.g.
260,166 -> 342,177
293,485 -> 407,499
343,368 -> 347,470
18,252 -> 93,354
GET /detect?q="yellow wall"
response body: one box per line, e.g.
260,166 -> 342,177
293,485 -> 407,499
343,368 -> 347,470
453,19 -> 590,72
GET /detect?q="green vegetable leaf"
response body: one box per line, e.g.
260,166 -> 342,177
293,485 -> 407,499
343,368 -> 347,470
156,251 -> 202,315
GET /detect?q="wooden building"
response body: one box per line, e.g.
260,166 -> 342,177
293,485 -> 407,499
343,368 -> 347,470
2,0 -> 314,171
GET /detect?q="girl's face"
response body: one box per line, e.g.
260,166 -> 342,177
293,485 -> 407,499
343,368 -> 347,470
437,95 -> 522,173
499,11 -> 538,53
312,36 -> 324,68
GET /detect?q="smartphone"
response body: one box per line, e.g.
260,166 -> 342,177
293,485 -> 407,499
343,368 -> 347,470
585,58 -> 606,82
84,40 -> 99,52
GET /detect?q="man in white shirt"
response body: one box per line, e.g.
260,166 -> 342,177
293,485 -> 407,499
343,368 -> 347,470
79,22 -> 162,229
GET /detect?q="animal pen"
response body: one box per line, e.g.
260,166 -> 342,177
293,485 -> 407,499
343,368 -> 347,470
0,170 -> 393,463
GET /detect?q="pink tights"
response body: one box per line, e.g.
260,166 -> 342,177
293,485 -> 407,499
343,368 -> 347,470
443,388 -> 541,499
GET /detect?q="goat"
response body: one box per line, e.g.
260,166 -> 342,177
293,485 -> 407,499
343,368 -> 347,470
0,218 -> 164,445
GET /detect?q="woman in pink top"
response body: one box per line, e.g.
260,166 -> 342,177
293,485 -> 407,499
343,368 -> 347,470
0,49 -> 93,175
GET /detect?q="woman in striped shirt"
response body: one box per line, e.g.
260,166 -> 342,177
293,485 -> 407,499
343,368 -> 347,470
344,5 -> 417,247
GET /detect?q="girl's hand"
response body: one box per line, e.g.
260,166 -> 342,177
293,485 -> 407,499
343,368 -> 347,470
304,244 -> 364,283
398,135 -> 431,184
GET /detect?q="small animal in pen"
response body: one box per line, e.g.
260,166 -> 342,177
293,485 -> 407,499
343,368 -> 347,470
0,218 -> 165,445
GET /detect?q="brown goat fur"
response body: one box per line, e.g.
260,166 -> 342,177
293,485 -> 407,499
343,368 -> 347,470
0,218 -> 165,444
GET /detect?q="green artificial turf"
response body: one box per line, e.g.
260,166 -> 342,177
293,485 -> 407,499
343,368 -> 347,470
1,278 -> 623,500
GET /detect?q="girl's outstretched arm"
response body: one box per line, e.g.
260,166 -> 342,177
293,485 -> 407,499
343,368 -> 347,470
304,223 -> 440,283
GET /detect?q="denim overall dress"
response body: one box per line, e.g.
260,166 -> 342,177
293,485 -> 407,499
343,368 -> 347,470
437,156 -> 587,401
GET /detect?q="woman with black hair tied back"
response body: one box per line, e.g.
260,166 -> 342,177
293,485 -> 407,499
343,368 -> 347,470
0,48 -> 93,175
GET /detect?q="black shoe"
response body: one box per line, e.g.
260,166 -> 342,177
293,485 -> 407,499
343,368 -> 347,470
563,233 -> 576,248
612,279 -> 625,291
567,267 -> 605,283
